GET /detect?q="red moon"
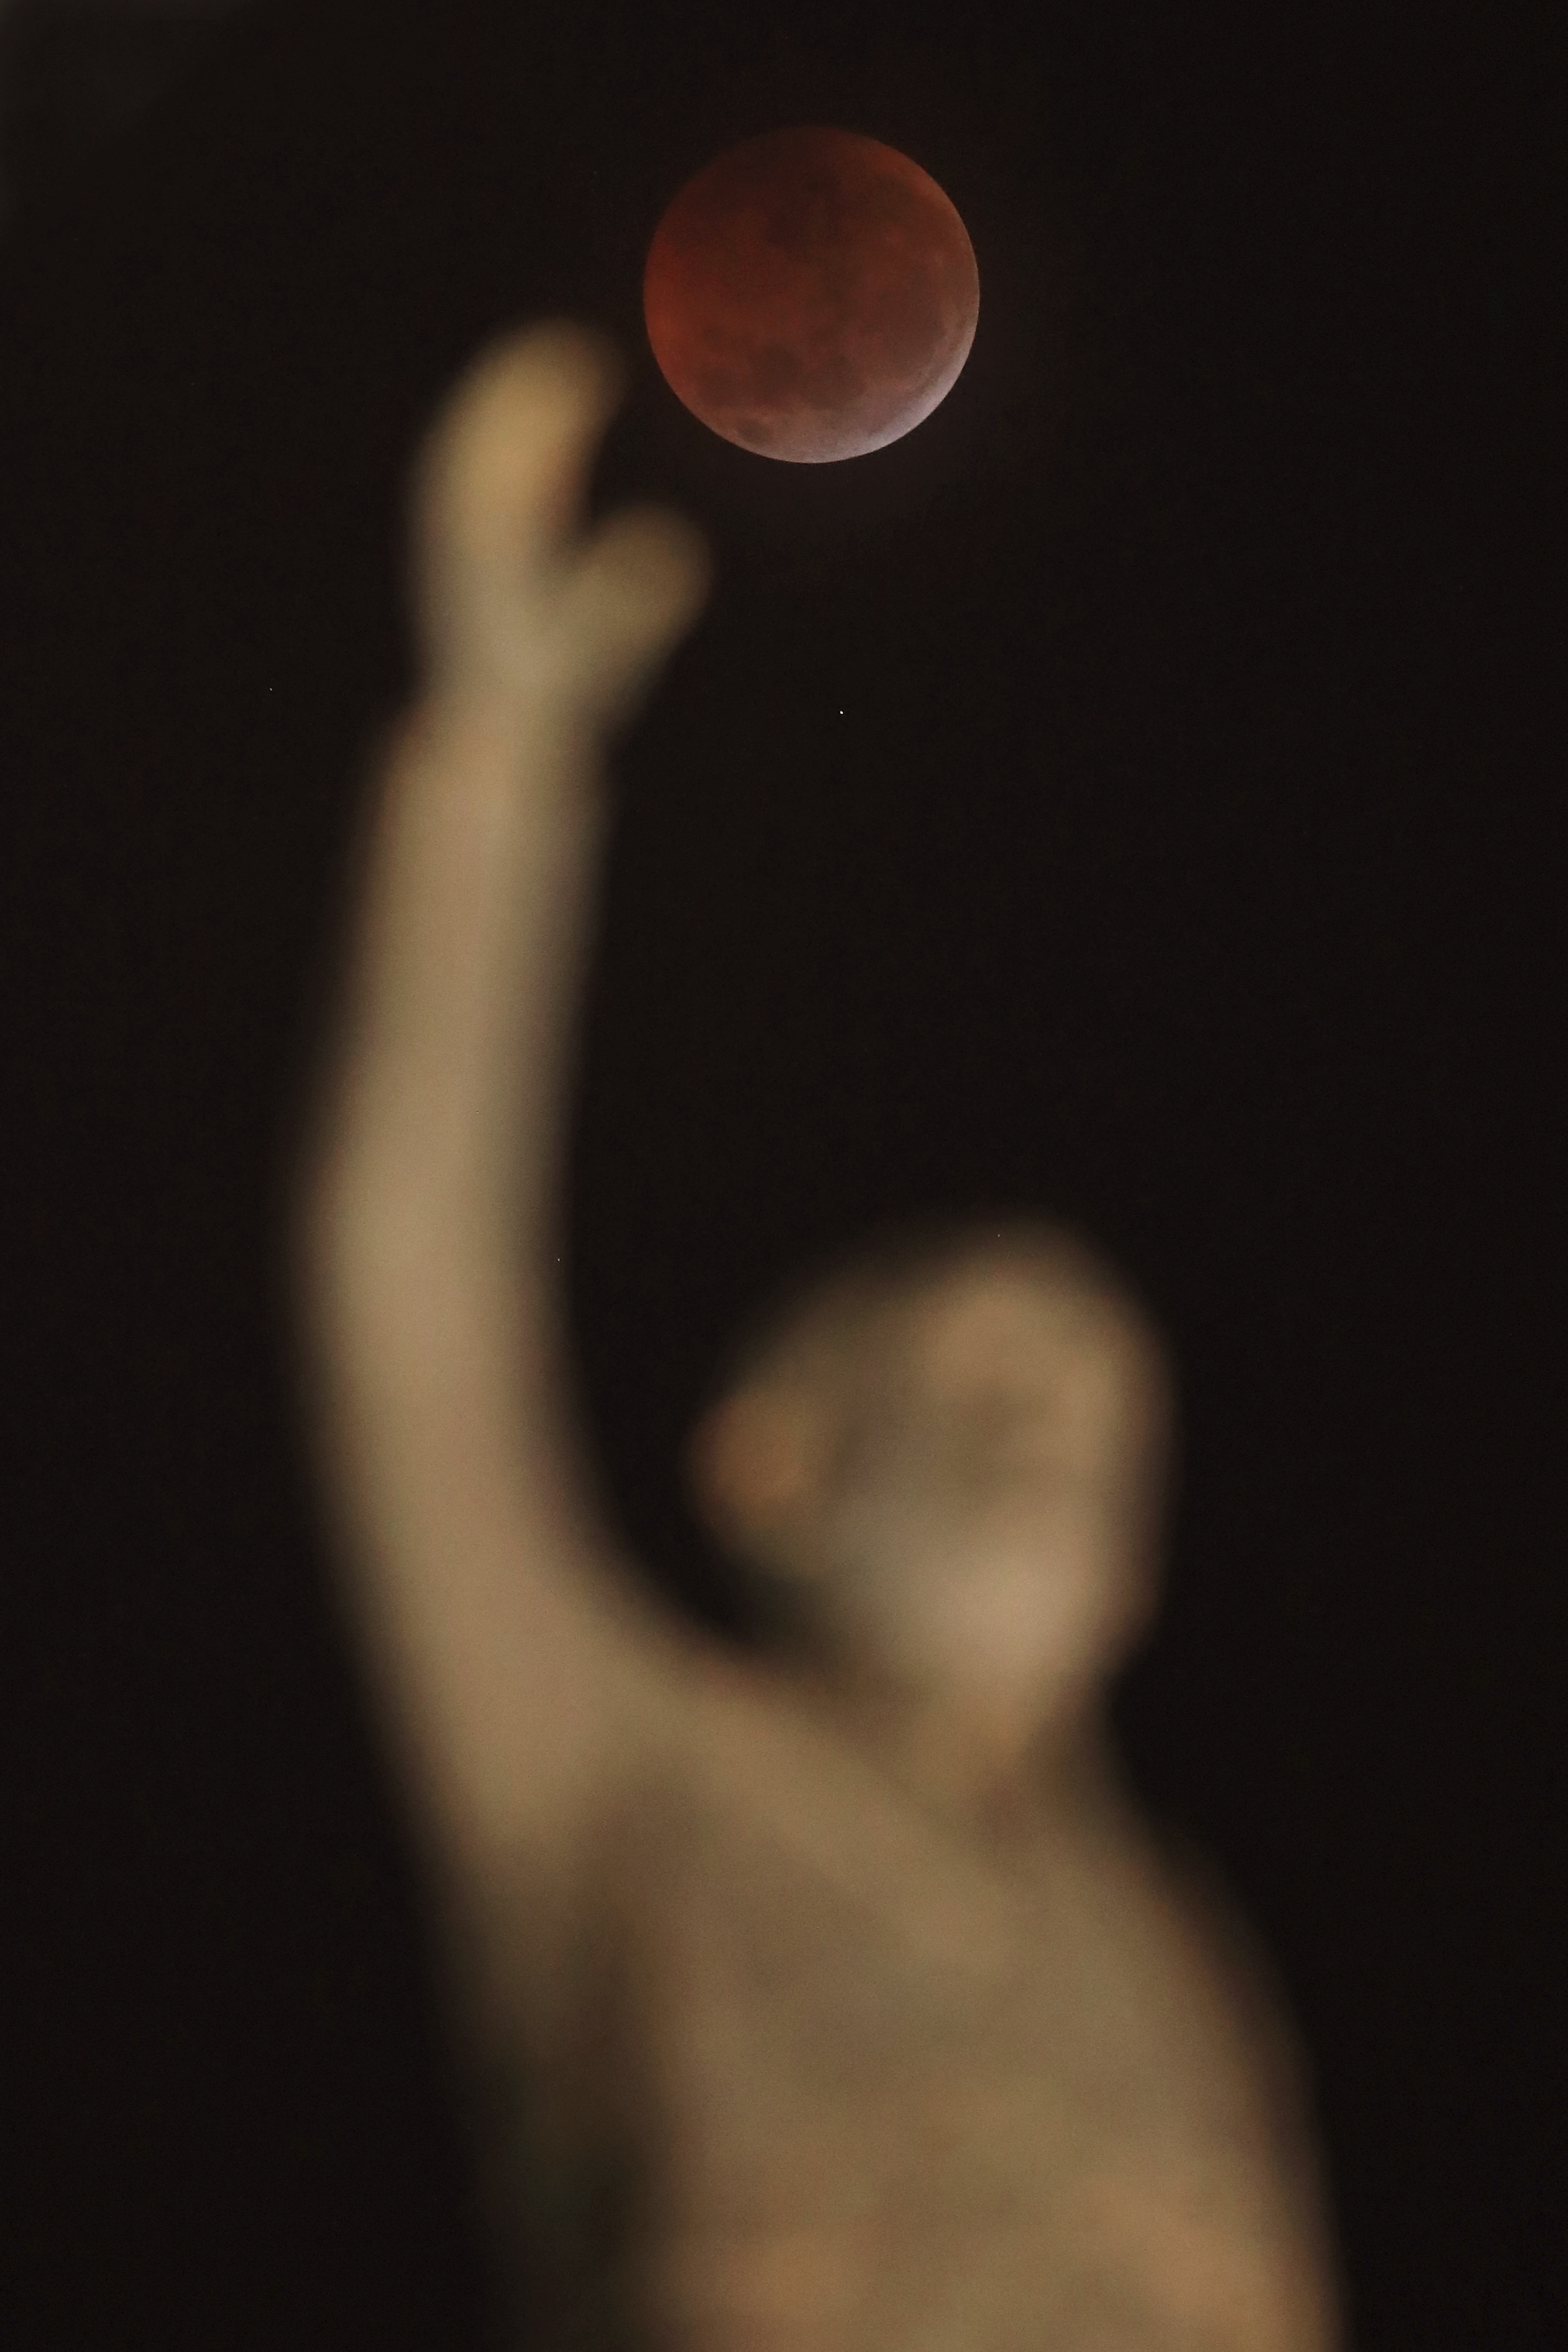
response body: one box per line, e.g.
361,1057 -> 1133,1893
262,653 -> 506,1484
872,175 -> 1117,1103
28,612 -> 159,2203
643,126 -> 980,464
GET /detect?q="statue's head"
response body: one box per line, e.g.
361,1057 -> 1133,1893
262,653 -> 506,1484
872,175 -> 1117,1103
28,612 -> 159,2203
683,1214 -> 1176,1732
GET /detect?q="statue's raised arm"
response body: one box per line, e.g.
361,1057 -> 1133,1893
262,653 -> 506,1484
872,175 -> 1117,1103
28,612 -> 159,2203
285,324 -> 714,1899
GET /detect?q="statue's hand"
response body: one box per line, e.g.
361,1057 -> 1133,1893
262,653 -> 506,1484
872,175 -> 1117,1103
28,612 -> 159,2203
407,318 -> 713,735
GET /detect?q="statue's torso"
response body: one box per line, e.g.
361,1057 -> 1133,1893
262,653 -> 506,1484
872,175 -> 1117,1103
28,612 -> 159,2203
484,1666 -> 1338,2352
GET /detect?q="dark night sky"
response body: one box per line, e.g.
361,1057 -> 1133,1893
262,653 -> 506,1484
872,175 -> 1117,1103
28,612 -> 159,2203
3,1 -> 1559,2346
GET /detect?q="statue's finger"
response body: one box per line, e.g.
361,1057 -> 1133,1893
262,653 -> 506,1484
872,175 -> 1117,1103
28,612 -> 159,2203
409,321 -> 626,632
562,503 -> 714,723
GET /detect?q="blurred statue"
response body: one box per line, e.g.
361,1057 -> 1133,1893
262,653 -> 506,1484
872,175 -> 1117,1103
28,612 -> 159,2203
285,322 -> 1343,2350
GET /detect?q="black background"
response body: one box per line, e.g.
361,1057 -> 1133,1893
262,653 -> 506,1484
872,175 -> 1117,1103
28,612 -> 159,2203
3,1 -> 1559,2345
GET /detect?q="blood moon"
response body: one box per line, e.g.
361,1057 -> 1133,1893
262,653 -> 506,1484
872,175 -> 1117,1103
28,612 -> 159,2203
643,127 -> 979,464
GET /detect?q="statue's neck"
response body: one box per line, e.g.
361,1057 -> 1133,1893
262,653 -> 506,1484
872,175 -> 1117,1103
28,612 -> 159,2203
787,1662 -> 1127,1856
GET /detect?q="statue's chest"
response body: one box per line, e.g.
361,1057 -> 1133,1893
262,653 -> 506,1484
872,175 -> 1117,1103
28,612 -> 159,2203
580,1775 -> 1291,2349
